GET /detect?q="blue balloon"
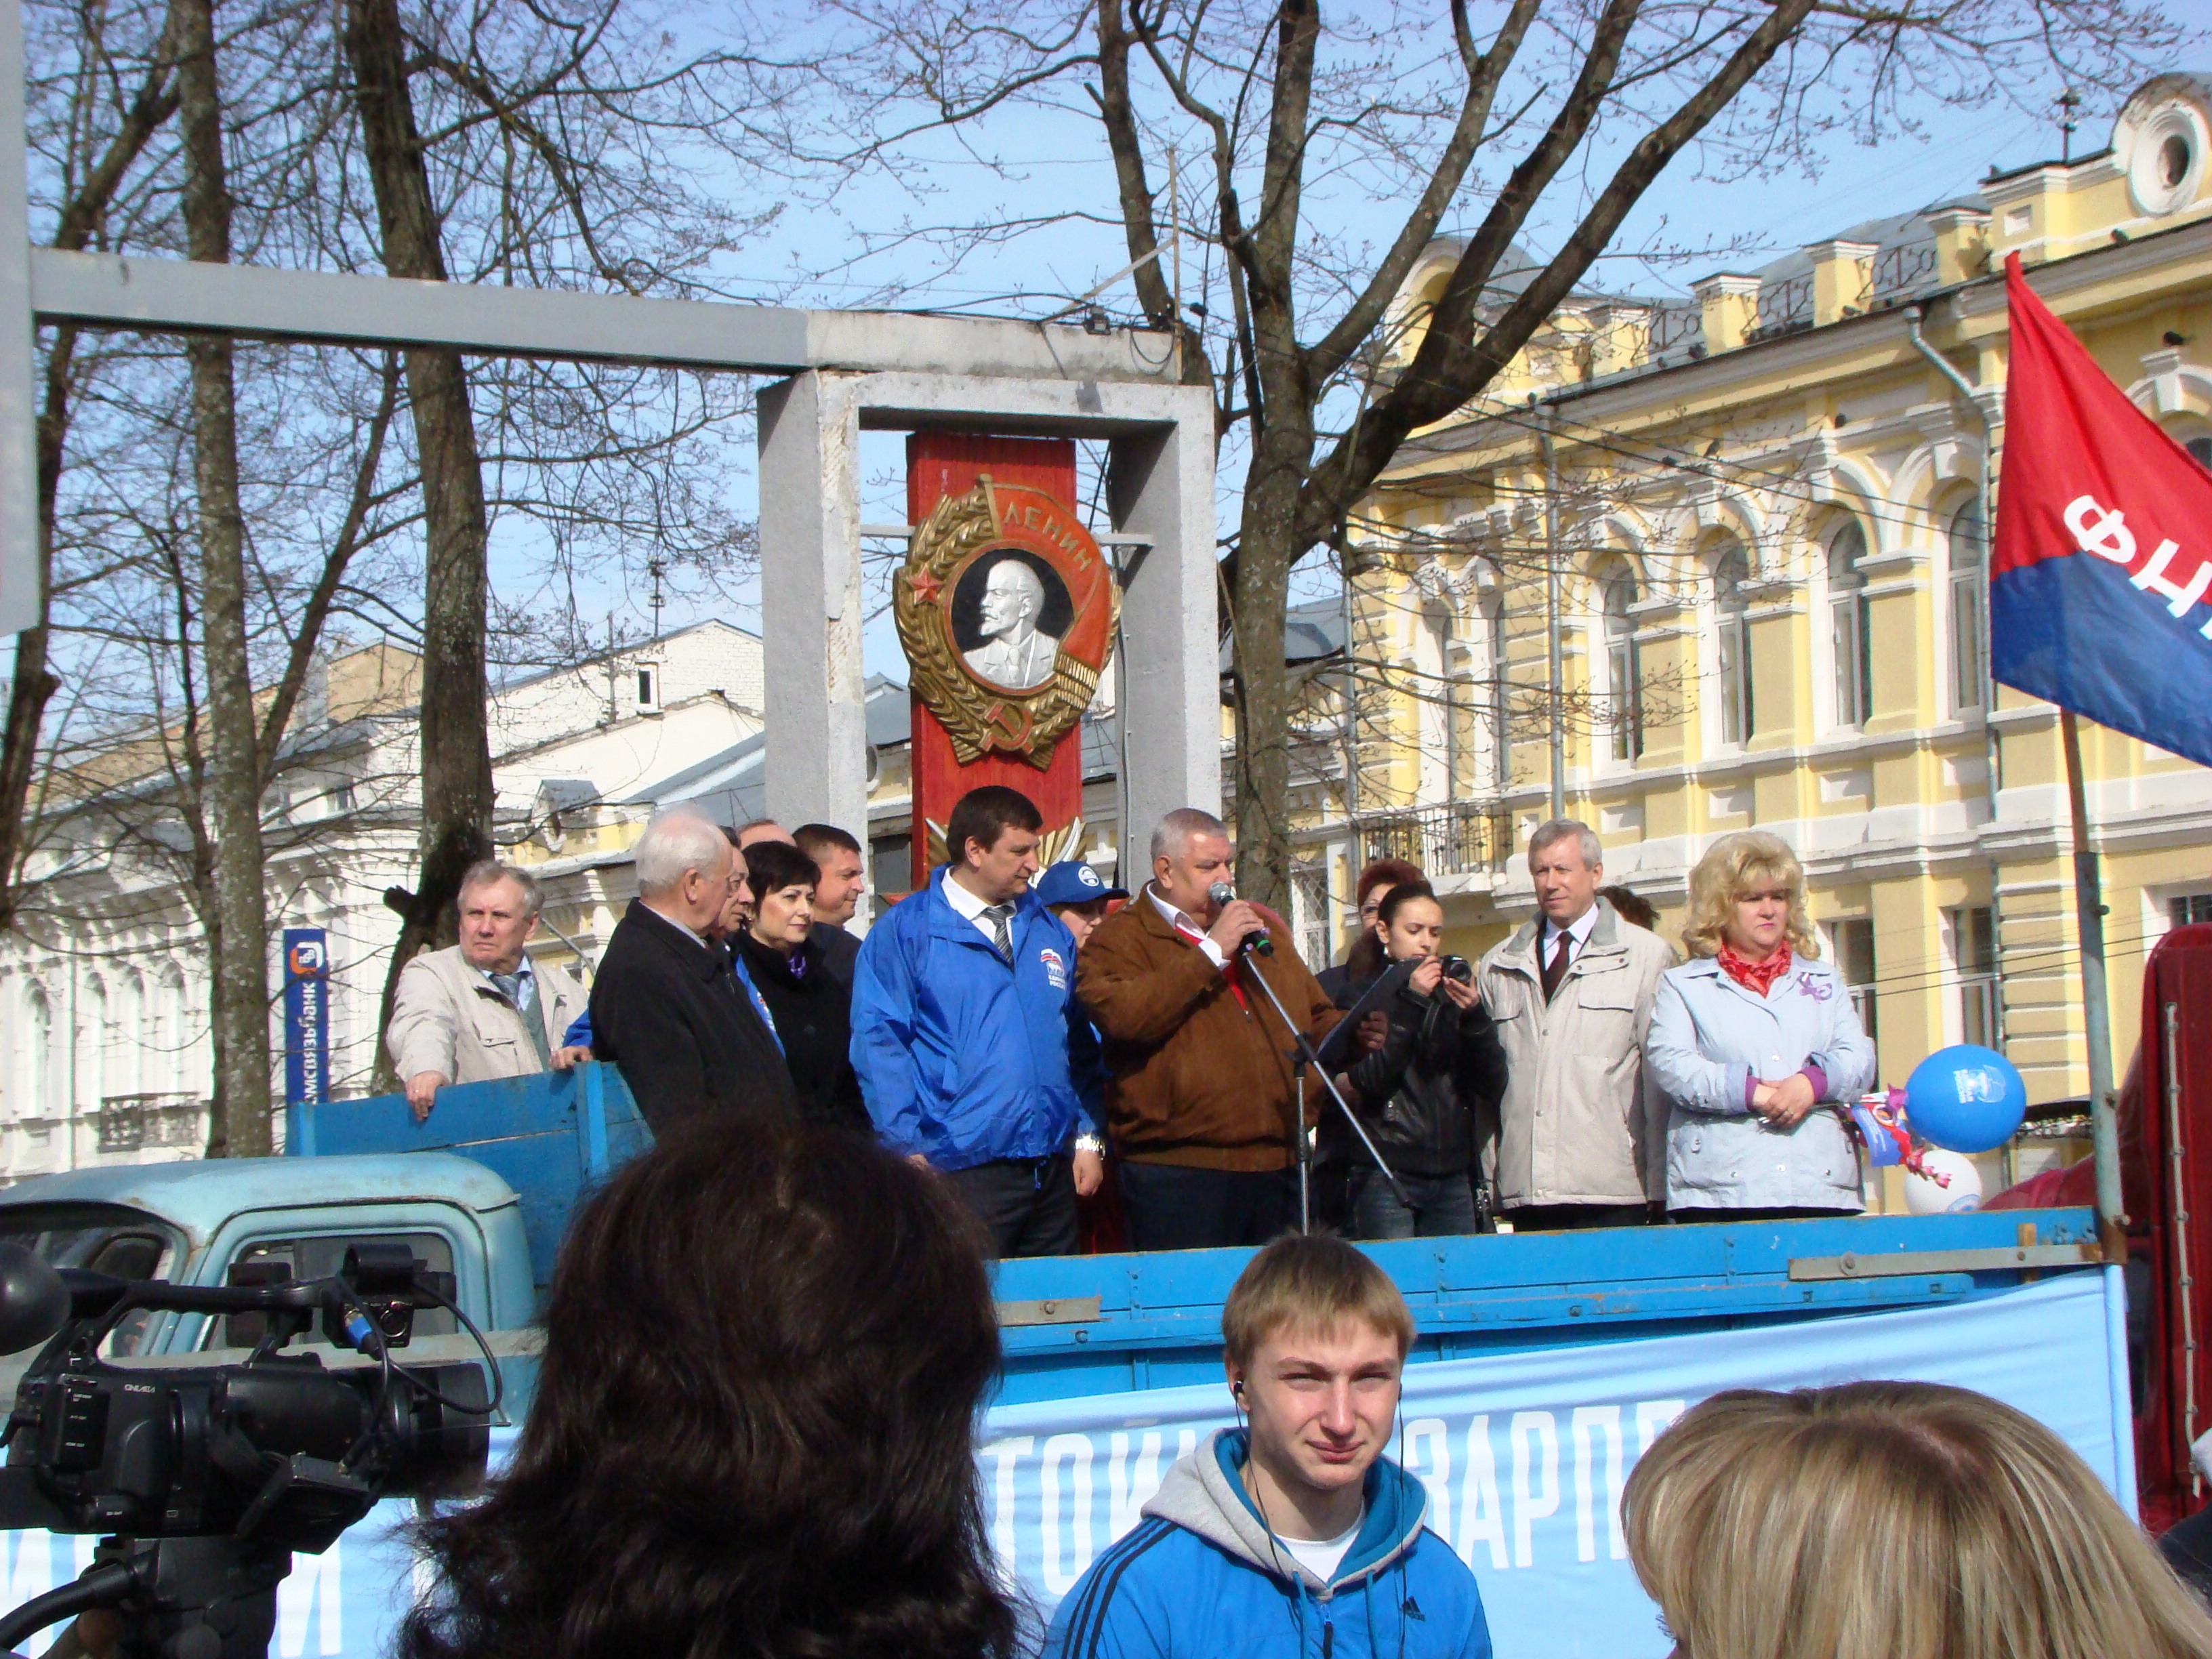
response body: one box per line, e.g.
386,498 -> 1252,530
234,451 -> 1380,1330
1904,1044 -> 2028,1153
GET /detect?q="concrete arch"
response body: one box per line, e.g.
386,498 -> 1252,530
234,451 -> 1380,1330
1891,436 -> 1985,525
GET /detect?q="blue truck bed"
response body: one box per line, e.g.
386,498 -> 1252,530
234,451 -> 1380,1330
268,1067 -> 2129,1658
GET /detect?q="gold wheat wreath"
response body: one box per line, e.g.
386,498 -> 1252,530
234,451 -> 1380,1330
895,478 -> 1105,769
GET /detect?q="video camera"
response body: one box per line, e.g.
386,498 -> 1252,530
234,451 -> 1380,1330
0,1240 -> 496,1659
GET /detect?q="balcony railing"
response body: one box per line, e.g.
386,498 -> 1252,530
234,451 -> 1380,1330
1357,801 -> 1516,878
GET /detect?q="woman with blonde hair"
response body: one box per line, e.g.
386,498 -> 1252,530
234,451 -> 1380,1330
1644,830 -> 1875,1219
1624,1380 -> 2212,1659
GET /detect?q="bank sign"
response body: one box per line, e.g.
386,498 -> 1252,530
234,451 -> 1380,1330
283,928 -> 329,1108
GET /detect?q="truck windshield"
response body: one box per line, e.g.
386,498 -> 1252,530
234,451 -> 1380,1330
0,1204 -> 184,1357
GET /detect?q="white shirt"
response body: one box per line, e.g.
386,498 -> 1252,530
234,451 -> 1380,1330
1147,885 -> 1229,969
942,868 -> 1012,950
1277,1511 -> 1364,1584
1538,902 -> 1600,970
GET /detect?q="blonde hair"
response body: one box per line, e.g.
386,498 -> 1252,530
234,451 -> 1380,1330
1221,1235 -> 1415,1370
1623,1382 -> 2212,1659
1680,830 -> 1818,960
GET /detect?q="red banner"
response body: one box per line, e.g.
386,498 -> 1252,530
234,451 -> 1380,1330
905,433 -> 1084,890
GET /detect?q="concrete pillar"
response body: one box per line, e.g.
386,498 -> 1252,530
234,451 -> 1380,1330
756,371 -> 871,856
1804,240 -> 1877,325
1108,384 -> 1221,872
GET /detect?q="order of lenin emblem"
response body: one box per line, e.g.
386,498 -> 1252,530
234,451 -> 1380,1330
895,475 -> 1118,767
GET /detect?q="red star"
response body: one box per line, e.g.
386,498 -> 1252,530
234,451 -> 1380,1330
907,569 -> 943,605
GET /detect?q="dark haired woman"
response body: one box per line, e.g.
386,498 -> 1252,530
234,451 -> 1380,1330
1331,880 -> 1507,1239
402,1116 -> 1021,1659
735,838 -> 869,1130
1317,856 -> 1425,1002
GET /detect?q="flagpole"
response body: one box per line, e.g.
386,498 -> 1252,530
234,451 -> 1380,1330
2061,708 -> 2124,1233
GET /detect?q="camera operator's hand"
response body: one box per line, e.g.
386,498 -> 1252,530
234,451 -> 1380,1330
1439,974 -> 1481,1012
1205,899 -> 1269,957
1408,956 -> 1445,997
407,1071 -> 448,1122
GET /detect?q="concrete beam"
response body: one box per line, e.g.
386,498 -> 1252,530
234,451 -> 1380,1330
757,373 -> 870,867
0,9 -> 39,635
1109,386 -> 1225,848
31,249 -> 1182,384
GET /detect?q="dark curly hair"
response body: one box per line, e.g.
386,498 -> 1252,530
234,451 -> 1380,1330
401,1116 -> 1020,1659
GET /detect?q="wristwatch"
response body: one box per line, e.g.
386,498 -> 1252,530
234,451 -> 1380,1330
1073,1133 -> 1106,1155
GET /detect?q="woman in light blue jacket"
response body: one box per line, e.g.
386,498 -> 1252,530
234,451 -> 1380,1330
1645,832 -> 1878,1219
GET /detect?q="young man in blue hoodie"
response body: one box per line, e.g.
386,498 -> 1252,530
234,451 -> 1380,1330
1047,1235 -> 1492,1658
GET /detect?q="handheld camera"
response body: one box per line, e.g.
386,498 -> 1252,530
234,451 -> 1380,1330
0,1240 -> 496,1659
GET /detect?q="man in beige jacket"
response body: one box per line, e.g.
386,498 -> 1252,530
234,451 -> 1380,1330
386,861 -> 590,1120
1476,820 -> 1674,1231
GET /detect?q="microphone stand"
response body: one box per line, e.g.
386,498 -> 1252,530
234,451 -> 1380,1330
1233,936 -> 1410,1230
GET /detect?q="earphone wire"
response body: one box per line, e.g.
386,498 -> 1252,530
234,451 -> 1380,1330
1233,1380 -> 1310,1644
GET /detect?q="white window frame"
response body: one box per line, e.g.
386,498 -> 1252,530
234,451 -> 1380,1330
1711,544 -> 1754,750
1946,499 -> 1986,716
1825,520 -> 1872,731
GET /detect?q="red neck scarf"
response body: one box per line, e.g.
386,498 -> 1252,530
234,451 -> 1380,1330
1717,941 -> 1793,997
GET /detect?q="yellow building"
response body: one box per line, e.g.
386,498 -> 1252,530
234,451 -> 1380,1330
1340,73 -> 2212,1139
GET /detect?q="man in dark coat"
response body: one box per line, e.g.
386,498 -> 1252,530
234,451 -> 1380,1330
591,804 -> 796,1130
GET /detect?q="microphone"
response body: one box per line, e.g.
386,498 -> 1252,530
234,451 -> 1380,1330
1206,881 -> 1273,956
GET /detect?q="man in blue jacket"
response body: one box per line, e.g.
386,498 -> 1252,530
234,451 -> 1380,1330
1048,1234 -> 1493,1659
850,785 -> 1103,1256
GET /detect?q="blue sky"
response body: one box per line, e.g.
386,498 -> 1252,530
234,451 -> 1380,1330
498,16 -> 2200,689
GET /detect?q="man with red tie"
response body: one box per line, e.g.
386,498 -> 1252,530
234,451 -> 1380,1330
1475,820 -> 1674,1232
1078,808 -> 1343,1250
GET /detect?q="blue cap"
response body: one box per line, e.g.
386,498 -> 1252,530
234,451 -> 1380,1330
1034,861 -> 1128,907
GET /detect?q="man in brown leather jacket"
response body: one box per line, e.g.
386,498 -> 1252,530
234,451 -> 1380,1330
1077,808 -> 1342,1250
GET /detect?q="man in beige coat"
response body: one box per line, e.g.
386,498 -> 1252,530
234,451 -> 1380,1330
386,861 -> 589,1120
1477,820 -> 1674,1230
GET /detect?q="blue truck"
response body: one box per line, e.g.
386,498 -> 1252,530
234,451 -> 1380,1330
0,1065 -> 2133,1659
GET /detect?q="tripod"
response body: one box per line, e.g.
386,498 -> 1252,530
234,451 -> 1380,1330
0,1537 -> 290,1659
1235,940 -> 1409,1233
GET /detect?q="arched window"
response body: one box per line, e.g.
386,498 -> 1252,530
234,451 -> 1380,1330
1713,546 -> 1754,747
152,964 -> 187,1096
1483,587 -> 1509,787
1948,500 -> 1986,714
1827,522 -> 1871,729
20,982 -> 50,1118
112,970 -> 143,1099
1599,561 -> 1643,762
81,976 -> 106,1113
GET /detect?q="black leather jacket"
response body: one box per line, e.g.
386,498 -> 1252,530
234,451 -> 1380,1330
1329,965 -> 1508,1179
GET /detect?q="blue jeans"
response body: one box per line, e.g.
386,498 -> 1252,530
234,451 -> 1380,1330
1351,1168 -> 1479,1240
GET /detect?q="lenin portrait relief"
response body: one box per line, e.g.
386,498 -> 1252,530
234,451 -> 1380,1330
953,551 -> 1073,691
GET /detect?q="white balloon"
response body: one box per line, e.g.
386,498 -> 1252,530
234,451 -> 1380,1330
1904,1149 -> 1984,1215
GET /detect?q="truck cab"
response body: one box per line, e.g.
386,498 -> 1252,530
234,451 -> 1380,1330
0,1154 -> 536,1411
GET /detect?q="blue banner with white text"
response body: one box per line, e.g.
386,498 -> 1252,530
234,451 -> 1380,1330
283,928 -> 330,1110
0,1273 -> 2127,1657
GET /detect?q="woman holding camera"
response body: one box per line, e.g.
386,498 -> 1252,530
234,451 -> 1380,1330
1332,880 -> 1508,1239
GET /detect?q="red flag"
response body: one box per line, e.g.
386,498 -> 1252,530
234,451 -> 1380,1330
1992,253 -> 2212,768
